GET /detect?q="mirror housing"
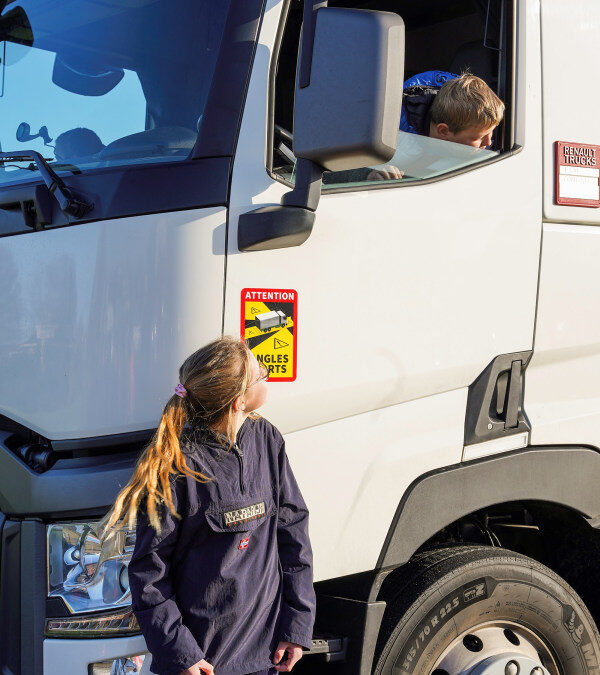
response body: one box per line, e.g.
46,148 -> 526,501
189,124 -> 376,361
293,7 -> 405,172
238,4 -> 405,252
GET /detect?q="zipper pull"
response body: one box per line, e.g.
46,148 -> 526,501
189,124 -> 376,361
233,442 -> 246,493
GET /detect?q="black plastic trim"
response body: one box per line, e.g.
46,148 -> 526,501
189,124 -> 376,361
238,204 -> 315,251
20,520 -> 45,673
377,445 -> 600,570
464,350 -> 532,445
314,594 -> 386,675
0,157 -> 230,238
50,429 -> 154,454
0,520 -> 21,674
304,634 -> 348,662
266,0 -> 291,178
192,0 -> 266,158
506,0 -> 517,151
0,430 -> 140,517
0,183 -> 53,231
46,595 -> 71,619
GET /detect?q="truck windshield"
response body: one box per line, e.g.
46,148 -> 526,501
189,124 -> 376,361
0,0 -> 231,186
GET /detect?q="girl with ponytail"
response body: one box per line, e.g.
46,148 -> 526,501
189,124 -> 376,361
99,336 -> 316,675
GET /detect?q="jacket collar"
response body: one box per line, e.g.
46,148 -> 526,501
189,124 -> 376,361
181,418 -> 251,455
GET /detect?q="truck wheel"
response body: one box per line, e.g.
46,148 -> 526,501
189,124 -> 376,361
372,545 -> 600,675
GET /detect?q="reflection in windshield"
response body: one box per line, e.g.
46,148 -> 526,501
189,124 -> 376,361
0,0 -> 231,185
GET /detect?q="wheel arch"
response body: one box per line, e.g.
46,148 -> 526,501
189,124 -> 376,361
377,445 -> 600,570
313,446 -> 600,675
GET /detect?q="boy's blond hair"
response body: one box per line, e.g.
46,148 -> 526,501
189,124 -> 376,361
430,73 -> 505,133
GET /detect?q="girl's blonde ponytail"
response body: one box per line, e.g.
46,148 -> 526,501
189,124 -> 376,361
98,336 -> 257,542
98,394 -> 213,541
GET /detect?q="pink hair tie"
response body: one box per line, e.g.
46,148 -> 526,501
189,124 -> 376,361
174,383 -> 187,398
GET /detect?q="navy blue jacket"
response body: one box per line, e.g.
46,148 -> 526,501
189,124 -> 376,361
127,416 -> 316,675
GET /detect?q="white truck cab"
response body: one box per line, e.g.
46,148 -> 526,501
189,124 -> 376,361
2,0 -> 600,673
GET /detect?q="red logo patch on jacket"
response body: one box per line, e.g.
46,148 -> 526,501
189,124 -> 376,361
239,536 -> 250,550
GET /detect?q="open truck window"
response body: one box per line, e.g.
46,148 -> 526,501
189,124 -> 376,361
269,0 -> 514,190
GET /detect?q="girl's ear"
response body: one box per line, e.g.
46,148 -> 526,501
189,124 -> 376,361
233,395 -> 246,412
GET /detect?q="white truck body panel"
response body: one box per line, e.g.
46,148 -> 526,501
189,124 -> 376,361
525,0 -> 600,449
526,223 -> 600,447
44,635 -> 149,674
541,0 -> 600,226
0,207 -> 226,439
286,387 -> 467,581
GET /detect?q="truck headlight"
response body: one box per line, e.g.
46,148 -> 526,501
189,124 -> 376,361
46,520 -> 139,636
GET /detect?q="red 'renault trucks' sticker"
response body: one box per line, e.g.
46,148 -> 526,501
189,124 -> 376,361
555,141 -> 600,208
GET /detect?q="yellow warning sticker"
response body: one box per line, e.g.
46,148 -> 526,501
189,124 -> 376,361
240,288 -> 297,382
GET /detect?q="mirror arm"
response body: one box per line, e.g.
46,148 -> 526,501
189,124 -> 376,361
280,157 -> 323,211
238,158 -> 323,252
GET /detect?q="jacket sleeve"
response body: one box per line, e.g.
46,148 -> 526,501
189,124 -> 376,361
275,437 -> 317,650
127,473 -> 205,675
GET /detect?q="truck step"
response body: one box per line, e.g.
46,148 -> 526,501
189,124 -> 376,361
304,633 -> 349,662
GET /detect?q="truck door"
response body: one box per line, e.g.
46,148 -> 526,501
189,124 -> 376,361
226,0 -> 541,434
223,0 -> 542,577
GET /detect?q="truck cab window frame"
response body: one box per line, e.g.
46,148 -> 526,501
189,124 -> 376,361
267,0 -> 517,192
0,0 -> 264,238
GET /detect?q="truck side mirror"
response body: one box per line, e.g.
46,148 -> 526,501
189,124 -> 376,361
293,7 -> 405,172
238,4 -> 405,252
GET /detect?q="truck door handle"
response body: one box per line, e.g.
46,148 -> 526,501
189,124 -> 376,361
504,360 -> 522,429
464,350 -> 532,445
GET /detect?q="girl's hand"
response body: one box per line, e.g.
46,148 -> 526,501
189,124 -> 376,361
272,641 -> 304,672
178,658 -> 214,675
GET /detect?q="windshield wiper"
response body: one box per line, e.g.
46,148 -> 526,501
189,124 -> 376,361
8,160 -> 82,175
0,150 -> 92,218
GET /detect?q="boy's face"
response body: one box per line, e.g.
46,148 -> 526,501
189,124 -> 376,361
429,122 -> 497,149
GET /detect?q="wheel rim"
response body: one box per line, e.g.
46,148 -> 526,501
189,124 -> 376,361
426,621 -> 559,675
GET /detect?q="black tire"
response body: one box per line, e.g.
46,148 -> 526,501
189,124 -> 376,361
372,545 -> 600,675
